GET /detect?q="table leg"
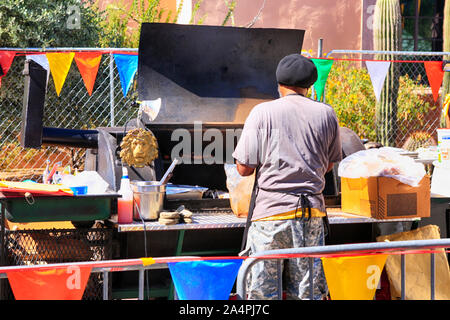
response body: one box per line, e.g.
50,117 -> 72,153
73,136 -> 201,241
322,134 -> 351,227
169,230 -> 186,300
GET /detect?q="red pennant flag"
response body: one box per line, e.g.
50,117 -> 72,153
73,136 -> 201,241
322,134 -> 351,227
424,61 -> 445,102
0,51 -> 16,87
74,52 -> 102,96
6,265 -> 92,300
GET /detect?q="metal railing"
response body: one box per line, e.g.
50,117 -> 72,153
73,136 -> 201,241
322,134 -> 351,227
0,238 -> 449,300
235,238 -> 450,300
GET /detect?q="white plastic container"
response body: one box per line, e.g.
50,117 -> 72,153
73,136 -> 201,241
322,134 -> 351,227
117,168 -> 134,224
437,129 -> 450,164
431,161 -> 450,197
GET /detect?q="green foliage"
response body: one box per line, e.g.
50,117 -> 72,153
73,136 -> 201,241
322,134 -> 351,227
222,0 -> 237,26
98,0 -> 184,48
0,0 -> 103,47
325,60 -> 377,141
190,0 -> 207,25
326,59 -> 435,143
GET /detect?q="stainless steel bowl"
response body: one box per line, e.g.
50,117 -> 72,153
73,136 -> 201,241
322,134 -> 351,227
131,181 -> 166,220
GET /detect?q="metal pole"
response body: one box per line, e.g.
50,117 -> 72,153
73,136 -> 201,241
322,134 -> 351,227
430,252 -> 435,300
309,257 -> 314,300
103,271 -> 109,300
318,38 -> 323,58
401,254 -> 405,300
325,49 -> 450,58
139,268 -> 145,300
109,53 -> 115,127
317,38 -> 327,103
276,260 -> 283,300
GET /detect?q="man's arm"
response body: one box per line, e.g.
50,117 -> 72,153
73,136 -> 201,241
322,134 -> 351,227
236,161 -> 255,176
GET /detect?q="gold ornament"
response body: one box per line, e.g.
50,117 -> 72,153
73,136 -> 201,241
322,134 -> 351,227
120,128 -> 158,167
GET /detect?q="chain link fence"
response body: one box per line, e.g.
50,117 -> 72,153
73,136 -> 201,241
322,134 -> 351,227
0,48 -> 448,181
0,49 -> 137,181
323,50 -> 448,149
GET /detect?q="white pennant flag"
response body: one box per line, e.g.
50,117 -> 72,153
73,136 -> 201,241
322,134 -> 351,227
26,54 -> 50,85
365,61 -> 391,102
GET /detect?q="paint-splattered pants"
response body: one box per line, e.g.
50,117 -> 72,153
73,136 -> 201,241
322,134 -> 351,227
245,218 -> 328,300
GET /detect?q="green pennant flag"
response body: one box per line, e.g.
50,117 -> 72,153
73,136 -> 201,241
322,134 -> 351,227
311,58 -> 333,101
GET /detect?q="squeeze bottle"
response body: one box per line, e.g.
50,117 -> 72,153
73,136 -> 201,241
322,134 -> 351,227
117,167 -> 134,224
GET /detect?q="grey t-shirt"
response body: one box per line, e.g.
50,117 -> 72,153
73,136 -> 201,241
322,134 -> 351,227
232,94 -> 342,220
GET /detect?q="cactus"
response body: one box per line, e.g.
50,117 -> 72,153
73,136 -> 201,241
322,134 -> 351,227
373,0 -> 402,146
402,131 -> 437,152
441,0 -> 450,128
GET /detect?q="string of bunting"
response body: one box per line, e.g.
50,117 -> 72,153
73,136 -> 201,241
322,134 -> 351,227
0,50 -> 138,97
310,56 -> 446,103
0,246 -> 447,300
0,49 -> 446,107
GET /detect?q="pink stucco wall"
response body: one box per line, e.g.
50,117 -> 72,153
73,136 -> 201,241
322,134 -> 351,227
193,0 -> 363,56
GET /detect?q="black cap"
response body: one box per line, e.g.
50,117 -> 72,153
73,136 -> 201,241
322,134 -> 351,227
276,53 -> 317,88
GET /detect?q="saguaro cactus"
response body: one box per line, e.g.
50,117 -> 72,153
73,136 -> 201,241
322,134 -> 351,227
373,0 -> 402,146
442,0 -> 450,128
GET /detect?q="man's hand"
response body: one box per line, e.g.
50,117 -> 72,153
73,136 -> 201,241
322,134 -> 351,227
236,161 -> 255,176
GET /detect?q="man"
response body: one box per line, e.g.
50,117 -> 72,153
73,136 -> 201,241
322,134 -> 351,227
232,53 -> 342,300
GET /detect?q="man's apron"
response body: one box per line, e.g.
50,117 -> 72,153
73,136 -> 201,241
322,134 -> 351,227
240,177 -> 331,252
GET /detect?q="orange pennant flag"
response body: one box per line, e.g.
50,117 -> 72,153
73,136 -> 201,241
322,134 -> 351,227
74,52 -> 102,96
424,61 -> 445,102
46,52 -> 75,96
0,51 -> 16,87
7,265 -> 92,300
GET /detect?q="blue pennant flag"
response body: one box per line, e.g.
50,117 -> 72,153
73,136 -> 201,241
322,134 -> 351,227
113,54 -> 138,97
168,259 -> 243,300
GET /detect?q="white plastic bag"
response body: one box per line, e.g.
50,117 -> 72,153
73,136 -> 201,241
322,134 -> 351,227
61,171 -> 110,194
224,164 -> 255,217
338,147 -> 426,187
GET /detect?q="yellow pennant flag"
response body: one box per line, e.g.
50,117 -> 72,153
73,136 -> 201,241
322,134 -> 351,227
46,52 -> 75,96
321,254 -> 387,300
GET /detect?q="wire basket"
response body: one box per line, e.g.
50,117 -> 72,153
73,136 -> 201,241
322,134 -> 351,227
1,223 -> 113,300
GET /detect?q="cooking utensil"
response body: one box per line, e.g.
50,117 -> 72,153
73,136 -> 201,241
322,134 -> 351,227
159,158 -> 179,185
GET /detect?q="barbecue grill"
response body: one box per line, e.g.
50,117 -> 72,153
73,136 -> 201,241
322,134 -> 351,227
16,23 -> 370,299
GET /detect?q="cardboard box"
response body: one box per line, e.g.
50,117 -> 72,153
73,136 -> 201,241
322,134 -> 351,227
341,176 -> 430,219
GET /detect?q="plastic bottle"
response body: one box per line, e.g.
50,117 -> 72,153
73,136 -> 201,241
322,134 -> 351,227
117,167 -> 134,224
42,160 -> 50,184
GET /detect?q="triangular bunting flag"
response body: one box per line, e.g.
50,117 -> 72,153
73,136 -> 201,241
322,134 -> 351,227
46,52 -> 75,96
168,259 -> 243,300
365,60 -> 391,102
321,254 -> 387,300
26,54 -> 50,85
0,51 -> 16,87
6,265 -> 92,300
424,61 -> 445,102
311,58 -> 334,101
74,52 -> 102,96
113,53 -> 138,97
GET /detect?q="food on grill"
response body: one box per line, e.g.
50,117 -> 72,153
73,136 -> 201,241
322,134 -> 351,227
159,211 -> 181,219
183,218 -> 193,224
158,217 -> 179,225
